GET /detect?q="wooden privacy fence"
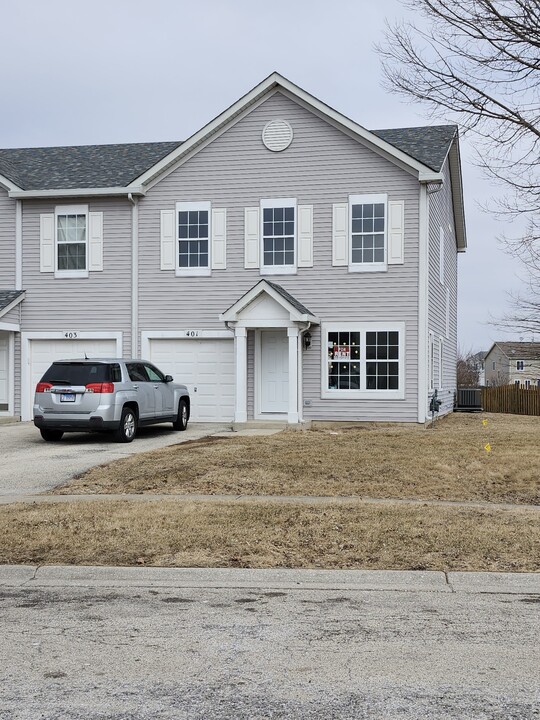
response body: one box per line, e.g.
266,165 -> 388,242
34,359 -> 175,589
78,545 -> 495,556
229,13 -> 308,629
481,385 -> 540,416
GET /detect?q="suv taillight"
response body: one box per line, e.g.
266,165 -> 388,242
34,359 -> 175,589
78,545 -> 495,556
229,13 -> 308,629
36,382 -> 53,393
85,382 -> 114,394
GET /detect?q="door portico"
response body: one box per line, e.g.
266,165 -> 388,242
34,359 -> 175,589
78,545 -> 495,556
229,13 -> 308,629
220,280 -> 317,424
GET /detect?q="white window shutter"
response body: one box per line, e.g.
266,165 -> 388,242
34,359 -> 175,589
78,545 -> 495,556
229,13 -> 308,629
211,208 -> 226,270
332,203 -> 348,266
388,201 -> 404,265
40,213 -> 55,273
160,209 -> 175,270
244,207 -> 260,269
88,212 -> 103,271
297,204 -> 313,268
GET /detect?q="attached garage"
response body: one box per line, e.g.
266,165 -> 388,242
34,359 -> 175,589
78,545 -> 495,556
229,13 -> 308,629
22,333 -> 121,421
147,336 -> 235,422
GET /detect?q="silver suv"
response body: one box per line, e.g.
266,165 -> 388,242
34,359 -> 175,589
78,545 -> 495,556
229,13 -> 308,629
33,358 -> 190,443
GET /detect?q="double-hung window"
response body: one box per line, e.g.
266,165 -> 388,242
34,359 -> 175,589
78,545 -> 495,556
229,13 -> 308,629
55,205 -> 88,278
176,201 -> 211,276
349,194 -> 387,272
260,198 -> 296,275
322,323 -> 404,399
516,360 -> 525,371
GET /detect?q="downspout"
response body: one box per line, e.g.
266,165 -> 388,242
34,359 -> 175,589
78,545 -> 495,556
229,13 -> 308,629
418,181 -> 443,423
298,321 -> 311,423
128,193 -> 138,358
15,200 -> 22,290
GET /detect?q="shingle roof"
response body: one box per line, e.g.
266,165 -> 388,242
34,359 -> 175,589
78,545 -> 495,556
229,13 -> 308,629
0,289 -> 24,313
495,342 -> 540,358
372,125 -> 457,172
265,281 -> 314,316
0,125 -> 456,191
0,141 -> 182,190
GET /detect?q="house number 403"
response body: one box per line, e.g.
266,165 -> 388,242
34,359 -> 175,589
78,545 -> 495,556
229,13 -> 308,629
185,330 -> 199,337
63,331 -> 79,339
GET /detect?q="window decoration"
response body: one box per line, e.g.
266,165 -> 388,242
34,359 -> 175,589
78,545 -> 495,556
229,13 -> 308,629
178,209 -> 209,268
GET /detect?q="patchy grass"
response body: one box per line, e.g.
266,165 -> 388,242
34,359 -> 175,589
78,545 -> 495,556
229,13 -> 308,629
56,413 -> 540,505
0,499 -> 538,571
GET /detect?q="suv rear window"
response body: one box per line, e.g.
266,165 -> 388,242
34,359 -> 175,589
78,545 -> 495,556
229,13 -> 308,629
40,362 -> 118,386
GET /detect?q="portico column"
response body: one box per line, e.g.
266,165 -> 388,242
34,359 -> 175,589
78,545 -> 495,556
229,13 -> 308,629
287,327 -> 299,424
234,327 -> 248,423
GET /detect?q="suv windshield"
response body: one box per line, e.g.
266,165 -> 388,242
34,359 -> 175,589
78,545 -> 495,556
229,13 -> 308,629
41,362 -> 115,386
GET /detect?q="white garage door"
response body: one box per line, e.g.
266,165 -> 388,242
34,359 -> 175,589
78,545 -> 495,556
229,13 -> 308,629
149,338 -> 235,422
28,338 -> 118,419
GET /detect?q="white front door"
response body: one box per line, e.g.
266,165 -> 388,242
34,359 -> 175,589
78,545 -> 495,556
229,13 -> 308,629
0,332 -> 9,412
260,330 -> 288,414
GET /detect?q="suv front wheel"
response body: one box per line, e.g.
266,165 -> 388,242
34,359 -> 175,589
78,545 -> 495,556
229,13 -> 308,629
172,399 -> 188,431
114,407 -> 137,443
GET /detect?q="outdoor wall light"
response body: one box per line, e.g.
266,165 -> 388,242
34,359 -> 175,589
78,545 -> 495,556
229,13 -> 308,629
303,331 -> 312,350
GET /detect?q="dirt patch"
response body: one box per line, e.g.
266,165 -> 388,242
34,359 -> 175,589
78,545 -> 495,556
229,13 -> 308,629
54,413 -> 540,505
0,499 -> 539,572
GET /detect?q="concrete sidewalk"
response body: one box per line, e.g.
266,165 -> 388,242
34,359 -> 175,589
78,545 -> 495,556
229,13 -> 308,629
1,564 -> 539,595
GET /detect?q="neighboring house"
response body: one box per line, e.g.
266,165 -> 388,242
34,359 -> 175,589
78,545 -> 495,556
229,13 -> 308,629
0,72 -> 466,425
484,342 -> 540,388
472,350 -> 487,386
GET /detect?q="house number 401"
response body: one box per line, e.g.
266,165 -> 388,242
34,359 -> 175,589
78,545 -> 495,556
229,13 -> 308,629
185,330 -> 200,337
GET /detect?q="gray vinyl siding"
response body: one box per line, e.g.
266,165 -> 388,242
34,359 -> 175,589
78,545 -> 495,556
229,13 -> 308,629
20,197 -> 133,352
427,157 -> 458,416
0,188 -> 16,287
138,91 -> 421,422
1,305 -> 21,325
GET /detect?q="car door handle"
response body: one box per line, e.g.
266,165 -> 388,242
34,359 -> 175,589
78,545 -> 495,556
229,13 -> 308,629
132,385 -> 139,390
153,384 -> 160,389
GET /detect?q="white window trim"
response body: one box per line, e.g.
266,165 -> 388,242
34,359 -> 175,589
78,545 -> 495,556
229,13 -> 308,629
175,201 -> 211,277
516,360 -> 525,371
438,336 -> 444,390
260,197 -> 297,276
348,193 -> 388,273
321,321 -> 405,400
54,204 -> 89,279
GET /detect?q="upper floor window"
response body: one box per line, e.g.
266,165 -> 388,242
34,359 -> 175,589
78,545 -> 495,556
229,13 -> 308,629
260,198 -> 296,275
55,205 -> 88,278
176,202 -> 211,276
349,194 -> 387,272
516,360 -> 525,371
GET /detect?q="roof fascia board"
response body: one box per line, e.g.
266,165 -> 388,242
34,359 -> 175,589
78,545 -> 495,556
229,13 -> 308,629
0,174 -> 22,193
131,72 -> 443,189
447,141 -> 467,252
0,291 -> 25,320
130,76 -> 283,188
277,86 -> 440,181
141,91 -> 280,193
8,186 -> 146,199
220,280 -> 316,322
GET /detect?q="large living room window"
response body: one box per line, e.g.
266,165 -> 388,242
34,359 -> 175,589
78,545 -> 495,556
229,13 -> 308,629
323,322 -> 404,399
261,198 -> 296,275
349,194 -> 387,272
176,201 -> 211,276
55,205 -> 88,277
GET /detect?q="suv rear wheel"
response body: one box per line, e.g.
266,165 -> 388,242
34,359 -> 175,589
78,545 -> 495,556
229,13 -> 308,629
172,399 -> 188,431
114,407 -> 137,443
40,429 -> 64,442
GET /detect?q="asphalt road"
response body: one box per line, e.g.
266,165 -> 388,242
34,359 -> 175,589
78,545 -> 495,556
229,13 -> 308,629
1,567 -> 539,719
0,421 -> 228,496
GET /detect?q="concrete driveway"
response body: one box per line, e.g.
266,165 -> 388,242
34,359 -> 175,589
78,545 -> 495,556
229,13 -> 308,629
0,421 -> 229,496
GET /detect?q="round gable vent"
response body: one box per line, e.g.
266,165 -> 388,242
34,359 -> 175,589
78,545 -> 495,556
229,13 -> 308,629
262,119 -> 293,152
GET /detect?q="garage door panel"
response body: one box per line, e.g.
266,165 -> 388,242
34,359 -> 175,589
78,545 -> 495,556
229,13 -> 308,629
149,338 -> 234,422
28,338 -> 118,419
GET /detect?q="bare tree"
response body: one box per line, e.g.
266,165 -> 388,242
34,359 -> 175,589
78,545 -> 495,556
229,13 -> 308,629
456,349 -> 481,386
378,1 -> 540,331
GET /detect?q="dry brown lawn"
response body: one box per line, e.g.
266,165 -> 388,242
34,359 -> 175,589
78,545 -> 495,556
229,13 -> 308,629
0,499 -> 538,571
56,413 -> 540,505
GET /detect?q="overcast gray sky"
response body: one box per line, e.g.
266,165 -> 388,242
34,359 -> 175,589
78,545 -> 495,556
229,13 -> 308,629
1,0 -> 528,351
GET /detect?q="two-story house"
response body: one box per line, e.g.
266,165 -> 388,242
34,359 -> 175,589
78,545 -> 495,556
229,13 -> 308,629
0,73 -> 466,425
484,342 -> 540,387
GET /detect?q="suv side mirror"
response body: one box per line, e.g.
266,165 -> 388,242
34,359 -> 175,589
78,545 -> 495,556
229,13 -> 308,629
164,375 -> 174,383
